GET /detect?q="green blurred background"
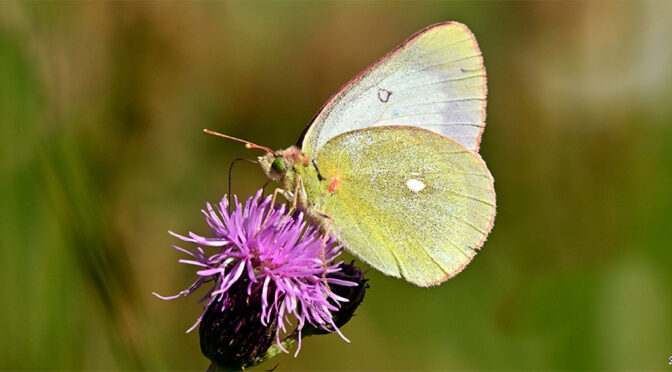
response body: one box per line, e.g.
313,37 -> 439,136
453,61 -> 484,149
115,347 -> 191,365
2,2 -> 672,370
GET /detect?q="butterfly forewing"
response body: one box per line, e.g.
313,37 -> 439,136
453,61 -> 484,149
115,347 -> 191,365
300,22 -> 487,157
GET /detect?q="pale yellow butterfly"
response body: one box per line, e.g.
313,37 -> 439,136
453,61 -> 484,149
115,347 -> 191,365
217,22 -> 495,286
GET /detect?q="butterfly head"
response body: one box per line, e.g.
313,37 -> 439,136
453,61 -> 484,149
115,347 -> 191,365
258,146 -> 311,182
259,152 -> 286,181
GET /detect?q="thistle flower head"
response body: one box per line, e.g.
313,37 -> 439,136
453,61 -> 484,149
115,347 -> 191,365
154,189 -> 358,363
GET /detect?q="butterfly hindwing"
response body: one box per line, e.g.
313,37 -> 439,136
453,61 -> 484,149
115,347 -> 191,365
308,126 -> 495,286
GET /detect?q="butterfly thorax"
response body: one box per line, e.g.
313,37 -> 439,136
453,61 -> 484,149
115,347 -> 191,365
258,146 -> 331,224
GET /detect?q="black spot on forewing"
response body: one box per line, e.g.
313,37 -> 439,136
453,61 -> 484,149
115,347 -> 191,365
377,88 -> 392,103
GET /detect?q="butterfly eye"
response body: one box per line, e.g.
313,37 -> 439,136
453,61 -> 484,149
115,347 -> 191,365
271,158 -> 285,173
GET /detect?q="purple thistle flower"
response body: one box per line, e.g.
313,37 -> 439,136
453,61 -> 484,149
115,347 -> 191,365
154,189 -> 357,359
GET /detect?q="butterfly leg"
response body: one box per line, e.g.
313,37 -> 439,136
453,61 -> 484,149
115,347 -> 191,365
263,187 -> 292,226
286,175 -> 302,217
315,210 -> 334,292
263,175 -> 302,226
318,212 -> 334,244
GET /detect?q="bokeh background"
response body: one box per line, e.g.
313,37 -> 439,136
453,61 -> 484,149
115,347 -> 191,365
2,2 -> 672,370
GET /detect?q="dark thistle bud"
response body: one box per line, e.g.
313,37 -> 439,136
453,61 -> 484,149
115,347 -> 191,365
199,279 -> 277,370
303,261 -> 368,337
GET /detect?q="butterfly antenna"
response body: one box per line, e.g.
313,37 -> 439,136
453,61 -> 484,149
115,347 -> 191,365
261,179 -> 270,197
227,158 -> 259,212
203,129 -> 274,154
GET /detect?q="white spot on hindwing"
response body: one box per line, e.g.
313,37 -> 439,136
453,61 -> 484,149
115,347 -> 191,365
406,178 -> 426,193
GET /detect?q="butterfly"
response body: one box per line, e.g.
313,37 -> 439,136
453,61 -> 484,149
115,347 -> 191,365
212,21 -> 495,286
